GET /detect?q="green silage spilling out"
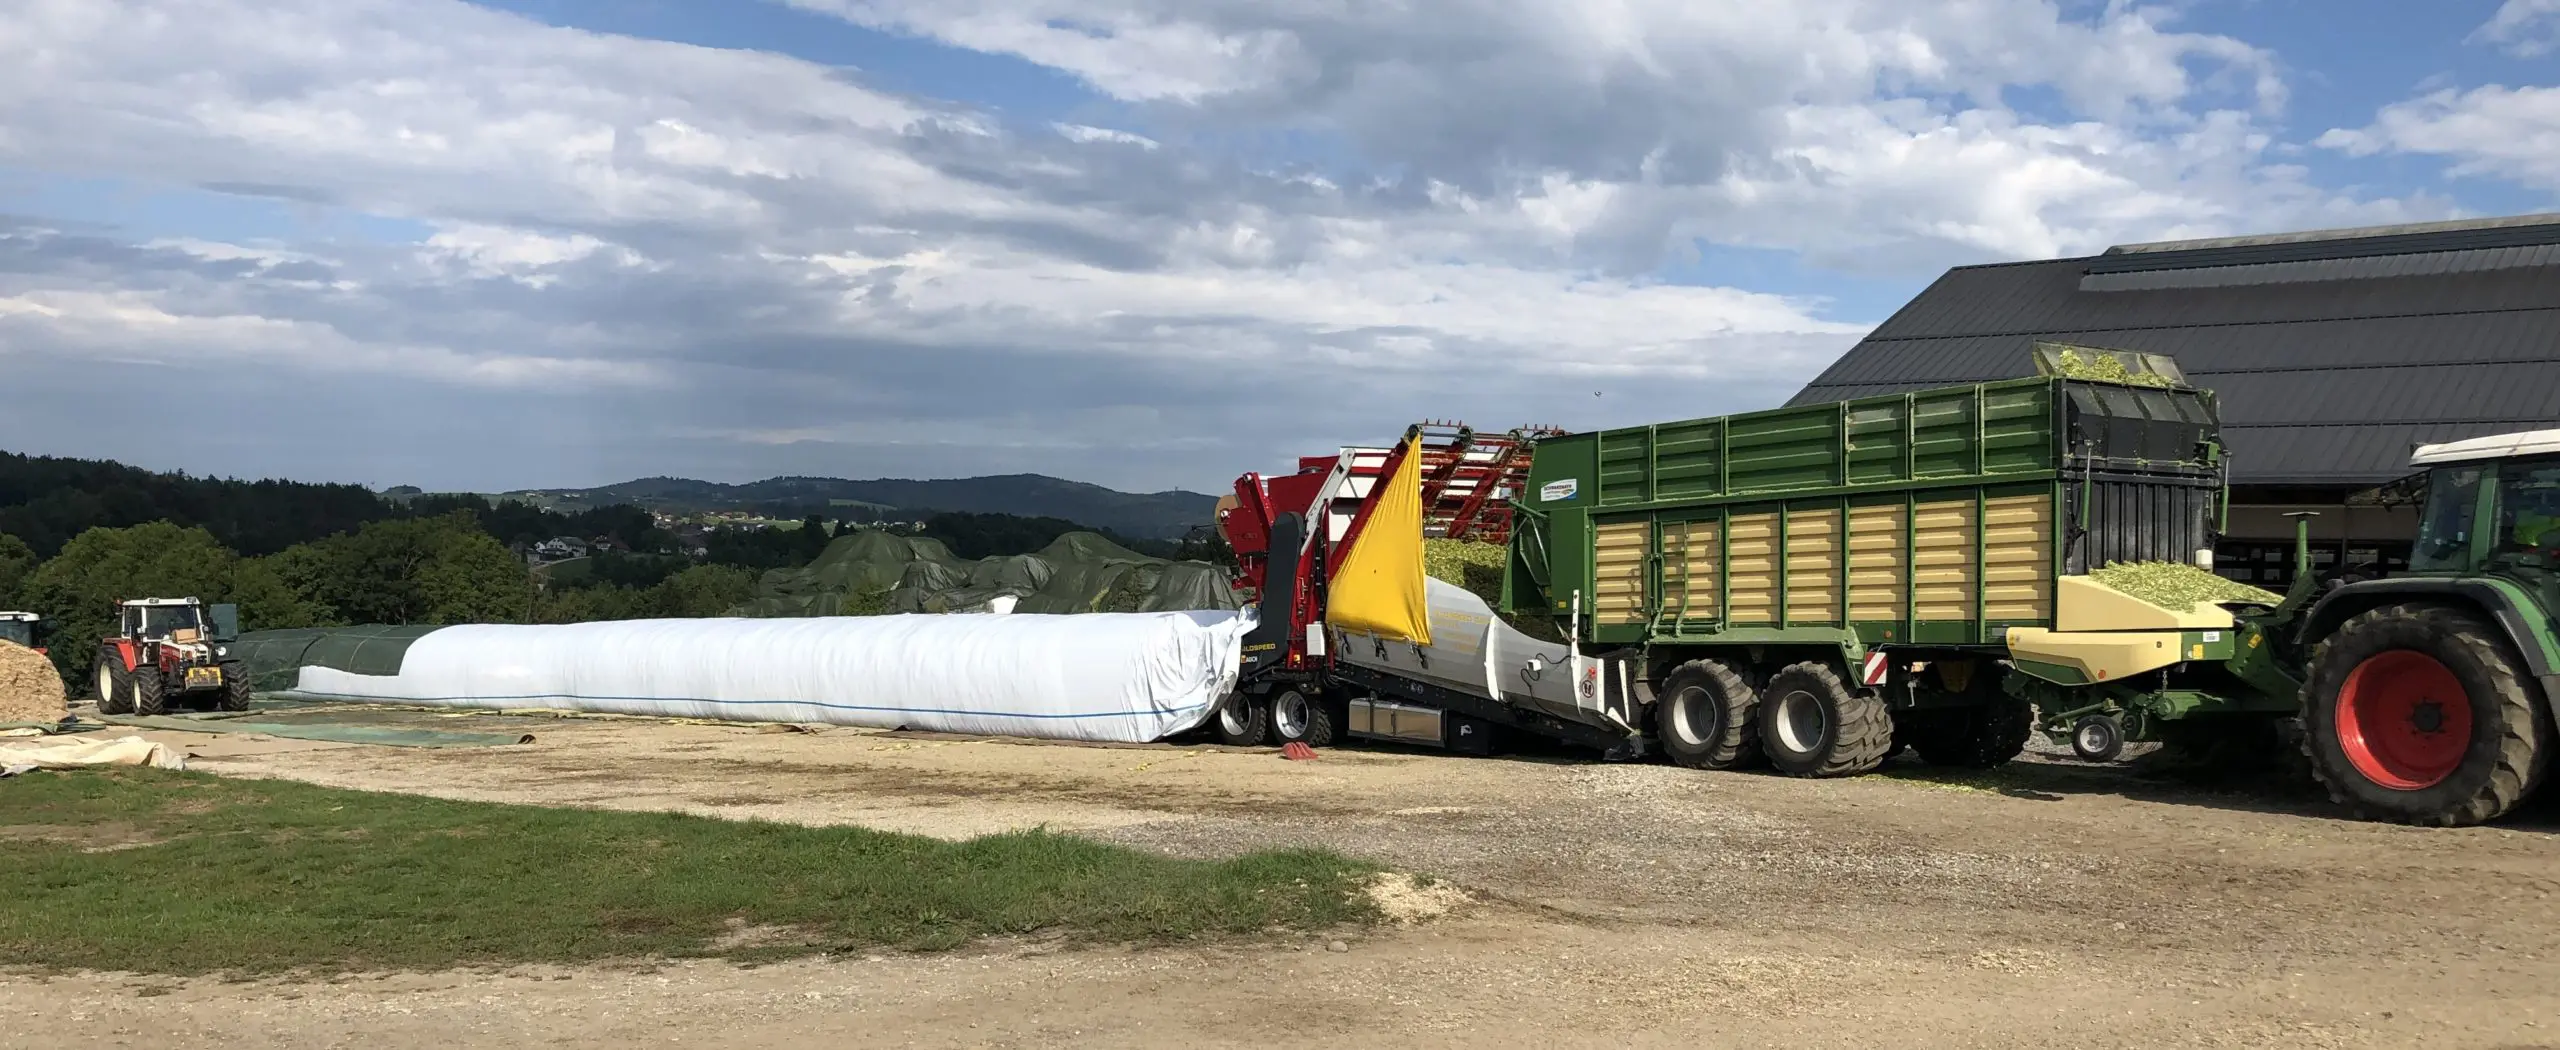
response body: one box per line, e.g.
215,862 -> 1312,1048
2087,561 -> 2282,611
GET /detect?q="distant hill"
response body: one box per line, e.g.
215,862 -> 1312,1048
493,474 -> 1221,540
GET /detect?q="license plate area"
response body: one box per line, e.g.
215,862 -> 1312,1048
185,667 -> 222,689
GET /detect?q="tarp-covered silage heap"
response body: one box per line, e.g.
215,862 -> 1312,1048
238,530 -> 1254,744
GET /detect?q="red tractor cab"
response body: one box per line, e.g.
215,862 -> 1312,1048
95,597 -> 249,716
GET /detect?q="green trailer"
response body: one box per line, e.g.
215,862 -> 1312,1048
1502,347 -> 2299,776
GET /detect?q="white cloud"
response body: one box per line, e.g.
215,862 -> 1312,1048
0,287 -> 663,388
0,0 -> 2456,490
2472,0 -> 2560,57
2320,86 -> 2560,190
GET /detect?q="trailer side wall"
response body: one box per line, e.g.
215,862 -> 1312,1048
1510,377 -> 2220,649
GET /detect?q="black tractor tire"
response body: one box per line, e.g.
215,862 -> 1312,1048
1269,688 -> 1339,748
219,663 -> 254,712
1213,691 -> 1271,747
95,652 -> 135,715
132,668 -> 167,717
2299,604 -> 2551,827
1653,659 -> 1762,770
1757,661 -> 1894,778
1913,697 -> 2037,769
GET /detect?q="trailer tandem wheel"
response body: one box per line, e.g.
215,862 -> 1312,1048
1214,691 -> 1272,747
1654,659 -> 1762,770
1757,662 -> 1893,778
1269,688 -> 1339,748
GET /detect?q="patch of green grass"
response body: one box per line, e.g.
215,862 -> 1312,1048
0,770 -> 1379,976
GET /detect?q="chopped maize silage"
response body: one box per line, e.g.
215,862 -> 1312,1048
2087,561 -> 2281,611
1424,539 -> 1509,608
1425,539 -> 1566,643
2051,348 -> 2174,388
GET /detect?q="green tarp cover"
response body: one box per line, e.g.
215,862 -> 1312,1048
232,624 -> 444,690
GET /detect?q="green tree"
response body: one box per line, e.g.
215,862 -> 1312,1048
229,556 -> 338,632
0,532 -> 35,609
288,512 -> 532,626
23,523 -> 241,683
642,564 -> 759,618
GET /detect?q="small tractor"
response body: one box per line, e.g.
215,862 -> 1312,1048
0,611 -> 42,654
93,597 -> 249,716
2282,429 -> 2560,826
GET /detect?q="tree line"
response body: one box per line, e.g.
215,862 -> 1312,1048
0,513 -> 768,688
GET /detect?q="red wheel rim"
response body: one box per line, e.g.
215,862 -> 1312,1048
2335,650 -> 2472,790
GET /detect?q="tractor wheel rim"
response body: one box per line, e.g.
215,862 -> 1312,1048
1774,689 -> 1827,755
2336,649 -> 2472,791
1669,685 -> 1714,747
96,665 -> 112,703
2075,721 -> 2114,757
1273,694 -> 1308,739
1219,697 -> 1250,736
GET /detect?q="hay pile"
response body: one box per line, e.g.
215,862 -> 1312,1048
2089,561 -> 2281,611
0,640 -> 67,724
2051,347 -> 2173,388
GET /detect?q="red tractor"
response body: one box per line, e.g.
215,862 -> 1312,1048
94,598 -> 250,716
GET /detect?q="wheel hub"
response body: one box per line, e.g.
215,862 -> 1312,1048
1274,693 -> 1308,739
1670,686 -> 1712,746
2335,649 -> 2472,791
1774,689 -> 1827,755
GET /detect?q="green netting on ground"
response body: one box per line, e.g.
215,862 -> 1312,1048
734,530 -> 1241,617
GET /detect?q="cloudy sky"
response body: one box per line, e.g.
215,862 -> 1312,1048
3,0 -> 2557,496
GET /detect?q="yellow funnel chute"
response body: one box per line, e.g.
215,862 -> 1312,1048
1325,434 -> 1432,645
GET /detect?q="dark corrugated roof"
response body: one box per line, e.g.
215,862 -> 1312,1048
2087,215 -> 2560,273
1791,242 -> 2560,485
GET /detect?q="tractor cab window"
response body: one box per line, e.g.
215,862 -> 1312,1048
2495,459 -> 2560,560
129,605 -> 202,640
2412,466 -> 2485,572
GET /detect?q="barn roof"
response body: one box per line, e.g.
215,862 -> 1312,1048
1787,214 -> 2560,484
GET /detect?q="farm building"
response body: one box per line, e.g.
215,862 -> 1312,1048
1788,213 -> 2560,590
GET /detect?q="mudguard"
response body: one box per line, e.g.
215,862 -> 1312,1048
2300,578 -> 2560,702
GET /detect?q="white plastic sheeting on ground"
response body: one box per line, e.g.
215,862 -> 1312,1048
281,612 -> 1255,744
0,734 -> 188,775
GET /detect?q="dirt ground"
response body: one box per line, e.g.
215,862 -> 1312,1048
11,709 -> 2560,1049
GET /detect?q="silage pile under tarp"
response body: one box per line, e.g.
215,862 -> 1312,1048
736,530 -> 1240,618
277,613 -> 1255,744
2089,561 -> 2283,611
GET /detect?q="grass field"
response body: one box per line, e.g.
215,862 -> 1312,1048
0,770 -> 1379,975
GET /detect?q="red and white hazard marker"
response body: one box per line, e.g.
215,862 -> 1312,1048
1860,651 -> 1890,687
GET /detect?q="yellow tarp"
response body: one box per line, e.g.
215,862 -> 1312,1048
1325,434 -> 1432,645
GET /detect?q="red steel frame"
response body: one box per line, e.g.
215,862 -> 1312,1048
1216,421 -> 1564,669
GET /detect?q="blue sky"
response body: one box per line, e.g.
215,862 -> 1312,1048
2,0 -> 2556,494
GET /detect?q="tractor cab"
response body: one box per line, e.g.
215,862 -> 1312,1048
0,611 -> 42,654
114,598 -> 238,645
2403,429 -> 2560,578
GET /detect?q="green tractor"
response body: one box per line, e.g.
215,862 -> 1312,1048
2286,430 -> 2560,826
